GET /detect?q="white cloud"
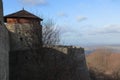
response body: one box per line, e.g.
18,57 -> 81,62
18,0 -> 47,6
76,16 -> 87,22
57,12 -> 68,17
89,24 -> 120,35
59,24 -> 83,45
59,23 -> 120,46
59,24 -> 75,34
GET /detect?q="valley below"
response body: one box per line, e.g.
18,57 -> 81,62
86,46 -> 120,80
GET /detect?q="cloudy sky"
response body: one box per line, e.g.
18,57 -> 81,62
3,0 -> 120,47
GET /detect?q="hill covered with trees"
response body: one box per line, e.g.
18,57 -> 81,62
86,48 -> 120,80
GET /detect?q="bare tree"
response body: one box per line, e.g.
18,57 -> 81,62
42,19 -> 60,46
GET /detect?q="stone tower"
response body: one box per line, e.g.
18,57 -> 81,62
0,0 -> 9,80
0,0 -> 3,22
4,9 -> 43,51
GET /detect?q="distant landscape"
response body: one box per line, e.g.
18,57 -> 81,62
85,45 -> 120,54
86,46 -> 120,80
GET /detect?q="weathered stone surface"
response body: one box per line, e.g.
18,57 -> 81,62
6,23 -> 42,51
0,0 -> 3,22
0,0 -> 9,80
9,47 -> 90,80
0,20 -> 9,80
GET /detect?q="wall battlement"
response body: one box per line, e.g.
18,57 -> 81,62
43,45 -> 84,54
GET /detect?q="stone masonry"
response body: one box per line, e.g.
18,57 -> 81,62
0,0 -> 9,80
9,46 -> 90,80
0,0 -> 90,80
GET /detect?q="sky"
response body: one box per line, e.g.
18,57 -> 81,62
3,0 -> 120,47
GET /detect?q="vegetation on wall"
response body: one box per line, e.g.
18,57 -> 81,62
42,18 -> 60,46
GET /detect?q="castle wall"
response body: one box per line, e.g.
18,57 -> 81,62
9,46 -> 90,80
1,0 -> 90,80
6,23 -> 42,51
0,0 -> 9,80
0,25 -> 9,80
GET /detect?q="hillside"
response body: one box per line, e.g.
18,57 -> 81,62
86,48 -> 120,80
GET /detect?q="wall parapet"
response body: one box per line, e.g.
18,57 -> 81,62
43,45 -> 84,55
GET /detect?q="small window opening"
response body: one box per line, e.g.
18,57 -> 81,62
20,37 -> 23,41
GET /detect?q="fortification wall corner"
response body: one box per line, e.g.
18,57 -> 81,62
0,24 -> 10,80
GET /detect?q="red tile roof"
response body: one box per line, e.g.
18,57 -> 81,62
4,9 -> 43,21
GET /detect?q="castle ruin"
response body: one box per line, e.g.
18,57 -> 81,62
0,0 -> 90,80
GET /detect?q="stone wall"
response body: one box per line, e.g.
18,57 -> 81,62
6,23 -> 42,51
9,46 -> 90,80
0,26 -> 9,80
0,0 -> 3,23
0,0 -> 9,80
